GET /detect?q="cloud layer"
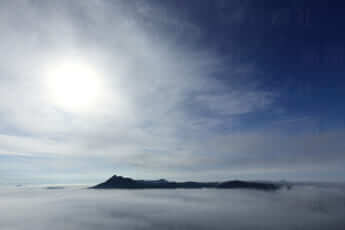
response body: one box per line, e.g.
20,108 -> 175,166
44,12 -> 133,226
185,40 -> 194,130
0,185 -> 345,230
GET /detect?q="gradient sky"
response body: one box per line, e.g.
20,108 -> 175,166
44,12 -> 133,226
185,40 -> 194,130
1,0 -> 345,185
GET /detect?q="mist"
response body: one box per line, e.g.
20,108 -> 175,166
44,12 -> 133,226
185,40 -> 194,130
1,185 -> 344,230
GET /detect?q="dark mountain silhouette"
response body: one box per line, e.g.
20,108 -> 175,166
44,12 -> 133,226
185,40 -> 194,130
217,180 -> 280,190
91,175 -> 283,191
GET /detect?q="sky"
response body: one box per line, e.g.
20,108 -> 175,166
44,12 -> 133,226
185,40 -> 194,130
0,0 -> 345,185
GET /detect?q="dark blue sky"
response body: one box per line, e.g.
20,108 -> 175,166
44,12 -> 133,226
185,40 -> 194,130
158,0 -> 345,127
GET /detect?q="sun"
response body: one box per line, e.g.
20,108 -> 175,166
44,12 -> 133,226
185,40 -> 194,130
43,56 -> 105,113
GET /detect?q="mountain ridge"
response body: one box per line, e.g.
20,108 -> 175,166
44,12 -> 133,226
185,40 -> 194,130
91,174 -> 284,191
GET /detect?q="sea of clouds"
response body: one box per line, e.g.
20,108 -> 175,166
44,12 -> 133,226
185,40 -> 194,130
0,185 -> 344,230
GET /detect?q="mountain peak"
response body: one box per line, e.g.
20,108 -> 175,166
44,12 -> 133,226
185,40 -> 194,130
92,174 -> 284,190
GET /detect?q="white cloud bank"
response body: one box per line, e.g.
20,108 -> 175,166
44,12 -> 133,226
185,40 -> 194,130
0,186 -> 345,230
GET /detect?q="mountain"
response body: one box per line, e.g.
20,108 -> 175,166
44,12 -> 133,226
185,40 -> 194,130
91,175 -> 283,191
217,180 -> 280,190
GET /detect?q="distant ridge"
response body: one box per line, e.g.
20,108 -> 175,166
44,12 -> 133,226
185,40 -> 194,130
91,174 -> 284,191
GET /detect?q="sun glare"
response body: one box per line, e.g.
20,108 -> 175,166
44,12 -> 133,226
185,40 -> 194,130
43,56 -> 105,113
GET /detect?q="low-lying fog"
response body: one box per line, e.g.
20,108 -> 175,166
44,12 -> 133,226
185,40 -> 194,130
0,185 -> 344,230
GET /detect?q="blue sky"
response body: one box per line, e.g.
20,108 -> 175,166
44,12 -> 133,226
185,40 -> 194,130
0,0 -> 344,185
